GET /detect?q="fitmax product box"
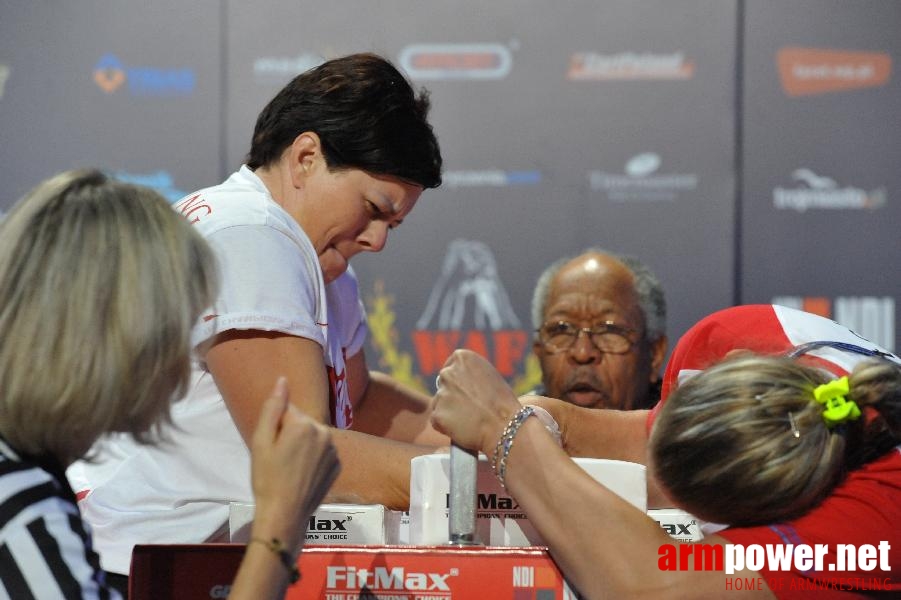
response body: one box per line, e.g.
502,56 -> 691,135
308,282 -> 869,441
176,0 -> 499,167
387,510 -> 411,544
130,544 -> 581,600
409,454 -> 646,546
229,503 -> 405,545
648,508 -> 704,543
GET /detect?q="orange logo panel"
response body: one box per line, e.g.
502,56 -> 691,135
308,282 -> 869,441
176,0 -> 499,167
778,47 -> 891,97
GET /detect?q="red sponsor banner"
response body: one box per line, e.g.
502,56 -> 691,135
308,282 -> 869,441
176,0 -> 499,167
777,47 -> 892,97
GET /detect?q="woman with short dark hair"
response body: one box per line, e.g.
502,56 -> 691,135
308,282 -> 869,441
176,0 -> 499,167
74,53 -> 448,579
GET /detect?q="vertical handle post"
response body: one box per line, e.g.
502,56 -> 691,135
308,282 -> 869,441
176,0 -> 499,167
448,443 -> 479,545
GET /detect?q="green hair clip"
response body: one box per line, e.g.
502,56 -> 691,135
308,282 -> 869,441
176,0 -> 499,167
813,376 -> 861,428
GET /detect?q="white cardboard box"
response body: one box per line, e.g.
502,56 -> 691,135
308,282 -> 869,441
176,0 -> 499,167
409,454 -> 647,546
387,510 -> 411,544
229,502 -> 405,545
648,508 -> 704,542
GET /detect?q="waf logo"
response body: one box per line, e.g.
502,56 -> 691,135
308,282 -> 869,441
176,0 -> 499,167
366,239 -> 541,394
398,43 -> 513,80
777,47 -> 892,97
772,296 -> 896,352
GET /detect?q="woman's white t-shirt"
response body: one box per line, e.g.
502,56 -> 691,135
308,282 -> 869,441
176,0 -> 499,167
68,166 -> 367,574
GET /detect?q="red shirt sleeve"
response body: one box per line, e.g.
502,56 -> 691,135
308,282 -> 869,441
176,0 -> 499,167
718,449 -> 901,598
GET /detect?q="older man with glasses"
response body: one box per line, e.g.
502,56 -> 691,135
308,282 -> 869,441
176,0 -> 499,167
529,248 -> 668,410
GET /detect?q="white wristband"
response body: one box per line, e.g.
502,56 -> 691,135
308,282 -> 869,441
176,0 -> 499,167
525,405 -> 562,446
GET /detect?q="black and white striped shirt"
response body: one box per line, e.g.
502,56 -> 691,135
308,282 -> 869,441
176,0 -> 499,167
0,438 -> 120,599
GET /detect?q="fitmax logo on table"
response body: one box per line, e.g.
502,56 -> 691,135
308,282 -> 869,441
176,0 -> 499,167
93,54 -> 195,96
327,566 -> 458,592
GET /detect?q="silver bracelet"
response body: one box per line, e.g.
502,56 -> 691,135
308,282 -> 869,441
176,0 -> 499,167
491,405 -> 564,489
491,406 -> 535,489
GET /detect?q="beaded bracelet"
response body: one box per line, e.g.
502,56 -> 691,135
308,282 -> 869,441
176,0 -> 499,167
491,406 -> 536,489
250,536 -> 301,584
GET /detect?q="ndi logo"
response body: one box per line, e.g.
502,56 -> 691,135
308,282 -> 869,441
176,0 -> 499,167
93,54 -> 195,96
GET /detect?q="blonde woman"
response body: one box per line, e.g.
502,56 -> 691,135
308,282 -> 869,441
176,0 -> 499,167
0,170 -> 339,599
432,305 -> 900,598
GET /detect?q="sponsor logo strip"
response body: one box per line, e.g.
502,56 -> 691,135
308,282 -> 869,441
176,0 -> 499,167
568,52 -> 694,81
399,44 -> 513,80
777,47 -> 892,97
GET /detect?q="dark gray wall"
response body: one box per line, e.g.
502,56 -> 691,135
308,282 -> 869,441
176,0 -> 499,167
1,1 -> 897,392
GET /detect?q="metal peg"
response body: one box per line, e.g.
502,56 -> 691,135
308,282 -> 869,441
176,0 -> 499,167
448,443 -> 480,545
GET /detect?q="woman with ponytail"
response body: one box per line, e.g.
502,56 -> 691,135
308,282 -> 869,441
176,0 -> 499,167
431,304 -> 900,598
651,354 -> 901,528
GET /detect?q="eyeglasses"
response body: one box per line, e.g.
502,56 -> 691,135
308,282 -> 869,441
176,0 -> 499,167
536,320 -> 637,354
